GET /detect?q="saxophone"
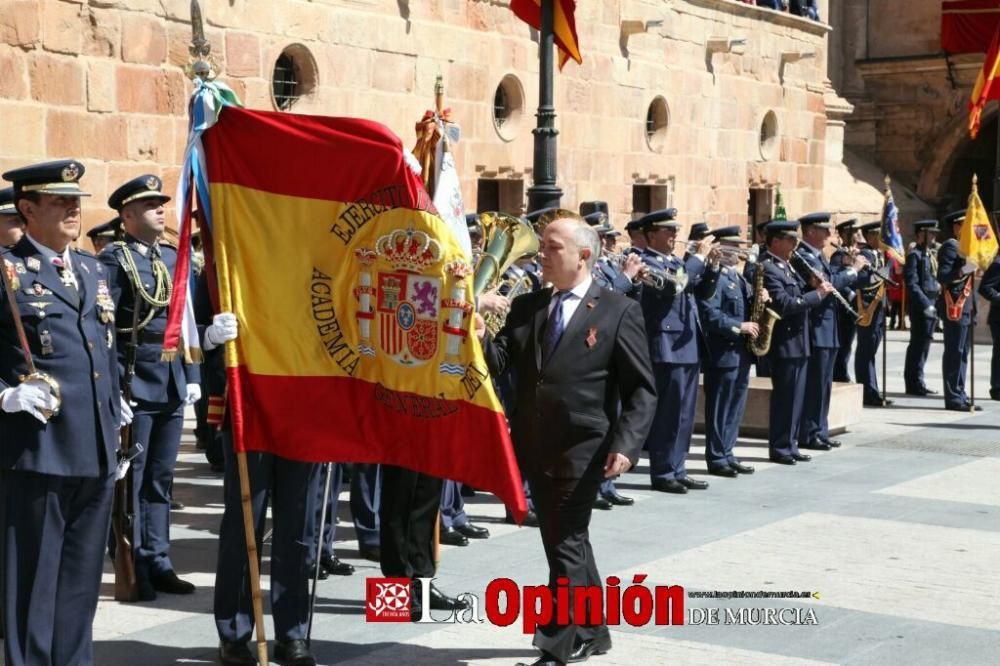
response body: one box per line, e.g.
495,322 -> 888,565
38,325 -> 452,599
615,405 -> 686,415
483,272 -> 534,336
747,262 -> 781,356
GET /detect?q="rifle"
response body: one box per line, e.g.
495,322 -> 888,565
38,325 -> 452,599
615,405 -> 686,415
112,282 -> 143,602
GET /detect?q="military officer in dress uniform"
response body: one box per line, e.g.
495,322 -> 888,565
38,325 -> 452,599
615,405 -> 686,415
937,210 -> 981,411
854,221 -> 892,406
792,213 -> 864,450
0,160 -> 131,665
904,220 -> 941,396
758,220 -> 835,465
831,219 -> 860,382
86,216 -> 120,254
638,208 -> 718,494
697,225 -> 758,477
979,252 -> 1000,401
0,187 -> 24,248
625,218 -> 647,252
100,175 -> 201,600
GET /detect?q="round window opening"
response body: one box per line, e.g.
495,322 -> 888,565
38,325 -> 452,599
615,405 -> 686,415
645,96 -> 669,152
492,74 -> 525,142
271,45 -> 317,112
759,110 -> 779,161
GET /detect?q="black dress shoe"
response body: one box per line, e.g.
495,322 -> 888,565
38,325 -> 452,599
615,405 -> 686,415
273,639 -> 316,666
730,461 -> 755,474
864,398 -> 893,407
945,403 -> 983,412
822,438 -> 842,448
791,453 -> 812,462
320,554 -> 354,576
170,499 -> 185,510
601,490 -> 635,506
439,527 -> 469,547
359,546 -> 381,562
678,476 -> 709,490
769,455 -> 797,465
990,390 -> 1000,401
923,387 -> 938,395
313,564 -> 328,580
592,496 -> 613,510
412,580 -> 470,611
651,479 -> 687,494
137,576 -> 157,602
210,462 -> 225,473
459,485 -> 477,497
800,438 -> 831,451
456,522 -> 490,539
506,510 -> 540,527
708,466 -> 737,478
151,570 -> 195,594
516,654 -> 564,666
568,632 -> 612,662
219,640 -> 256,665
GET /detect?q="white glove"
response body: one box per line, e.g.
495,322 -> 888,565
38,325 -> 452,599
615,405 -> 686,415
962,260 -> 977,275
185,382 -> 202,406
119,394 -> 133,428
0,378 -> 59,424
204,312 -> 238,351
924,305 -> 936,319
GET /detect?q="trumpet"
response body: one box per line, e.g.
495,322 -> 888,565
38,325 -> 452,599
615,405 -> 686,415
715,245 -> 755,262
640,264 -> 689,294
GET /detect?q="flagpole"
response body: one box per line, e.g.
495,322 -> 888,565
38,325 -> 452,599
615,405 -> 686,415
188,3 -> 268,665
307,462 -> 334,645
526,0 -> 563,211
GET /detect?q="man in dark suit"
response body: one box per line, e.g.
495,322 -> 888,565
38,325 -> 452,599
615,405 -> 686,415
697,226 -> 757,477
979,253 -> 1000,400
100,175 -> 201,600
638,209 -> 717,494
904,220 -> 941,396
937,210 -> 981,411
758,220 -> 834,464
0,160 -> 130,665
791,212 -> 863,450
481,214 -> 656,666
831,219 -> 860,382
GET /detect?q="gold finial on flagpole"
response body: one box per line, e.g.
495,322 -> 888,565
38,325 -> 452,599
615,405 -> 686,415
884,174 -> 891,188
435,73 -> 444,116
186,0 -> 217,81
973,173 -> 979,187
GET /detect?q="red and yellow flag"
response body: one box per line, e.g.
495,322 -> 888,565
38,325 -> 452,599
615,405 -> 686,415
942,1 -> 1000,54
959,175 -> 999,270
202,107 -> 526,519
511,0 -> 582,69
969,25 -> 1000,138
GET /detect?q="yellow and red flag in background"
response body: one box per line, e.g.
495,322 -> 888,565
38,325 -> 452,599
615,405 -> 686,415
197,106 -> 525,519
942,1 -> 1000,53
511,0 -> 582,69
969,25 -> 1000,138
959,175 -> 1000,269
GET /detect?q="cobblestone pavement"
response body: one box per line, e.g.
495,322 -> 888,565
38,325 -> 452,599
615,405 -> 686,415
12,331 -> 1000,665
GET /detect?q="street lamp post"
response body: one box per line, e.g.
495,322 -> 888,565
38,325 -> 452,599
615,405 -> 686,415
526,0 -> 563,212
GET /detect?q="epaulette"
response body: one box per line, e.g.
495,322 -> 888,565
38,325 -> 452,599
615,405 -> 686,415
72,247 -> 95,258
158,239 -> 177,249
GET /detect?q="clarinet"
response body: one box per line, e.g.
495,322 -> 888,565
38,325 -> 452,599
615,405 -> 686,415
791,248 -> 862,321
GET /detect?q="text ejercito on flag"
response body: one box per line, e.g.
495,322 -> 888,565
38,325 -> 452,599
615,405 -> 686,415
202,106 -> 526,520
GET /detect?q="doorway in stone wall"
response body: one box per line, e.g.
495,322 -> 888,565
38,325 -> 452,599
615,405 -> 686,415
477,178 -> 525,215
747,187 -> 773,240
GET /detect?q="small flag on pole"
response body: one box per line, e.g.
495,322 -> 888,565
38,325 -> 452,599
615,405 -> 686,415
880,175 -> 905,264
511,0 -> 582,70
959,173 -> 1000,270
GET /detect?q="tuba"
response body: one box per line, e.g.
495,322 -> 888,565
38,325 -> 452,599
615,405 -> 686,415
483,273 -> 534,336
747,263 -> 781,356
472,212 -> 539,298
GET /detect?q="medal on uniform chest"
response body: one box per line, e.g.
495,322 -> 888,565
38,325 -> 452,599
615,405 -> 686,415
25,257 -> 40,273
39,330 -> 54,356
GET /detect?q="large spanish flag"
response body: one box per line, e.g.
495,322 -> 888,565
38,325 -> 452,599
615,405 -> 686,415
198,105 -> 526,519
511,0 -> 582,69
970,26 -> 1000,138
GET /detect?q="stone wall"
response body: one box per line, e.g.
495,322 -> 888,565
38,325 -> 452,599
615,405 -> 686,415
0,0 -> 836,236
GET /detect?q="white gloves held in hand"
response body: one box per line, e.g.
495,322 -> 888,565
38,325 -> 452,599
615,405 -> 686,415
185,382 -> 202,406
204,312 -> 239,351
0,378 -> 59,424
119,394 -> 134,428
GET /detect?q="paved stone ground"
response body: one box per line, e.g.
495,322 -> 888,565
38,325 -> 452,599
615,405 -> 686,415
12,331 -> 1000,665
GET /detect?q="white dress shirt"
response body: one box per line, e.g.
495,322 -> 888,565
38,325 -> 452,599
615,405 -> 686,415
547,276 -> 593,325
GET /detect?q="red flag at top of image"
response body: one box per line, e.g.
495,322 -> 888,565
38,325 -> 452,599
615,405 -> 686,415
511,0 -> 582,69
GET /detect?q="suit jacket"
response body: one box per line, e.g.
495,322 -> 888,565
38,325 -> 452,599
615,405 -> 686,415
936,238 -> 974,323
483,281 -> 657,481
698,266 -> 751,369
905,244 -> 940,314
0,237 -> 121,476
979,257 -> 1000,326
638,248 -> 717,364
100,236 -> 199,404
760,252 -> 822,360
